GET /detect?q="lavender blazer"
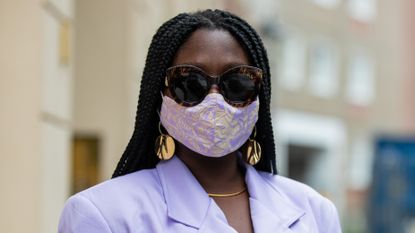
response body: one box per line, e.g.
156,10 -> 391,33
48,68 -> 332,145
58,156 -> 342,233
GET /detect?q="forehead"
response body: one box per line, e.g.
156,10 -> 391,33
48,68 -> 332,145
172,28 -> 250,73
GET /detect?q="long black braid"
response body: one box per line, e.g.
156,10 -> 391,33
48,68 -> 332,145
112,9 -> 277,178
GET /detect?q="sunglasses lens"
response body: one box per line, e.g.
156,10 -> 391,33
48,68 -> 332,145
170,71 -> 209,105
220,73 -> 258,104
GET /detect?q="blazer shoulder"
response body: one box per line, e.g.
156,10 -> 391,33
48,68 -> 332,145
59,168 -> 165,232
78,168 -> 162,201
58,194 -> 113,233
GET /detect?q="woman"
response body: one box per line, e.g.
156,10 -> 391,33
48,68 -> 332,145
58,9 -> 341,233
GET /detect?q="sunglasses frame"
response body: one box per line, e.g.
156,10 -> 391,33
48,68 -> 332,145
165,64 -> 263,107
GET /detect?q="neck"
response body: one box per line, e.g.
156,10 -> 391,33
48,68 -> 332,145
175,142 -> 246,194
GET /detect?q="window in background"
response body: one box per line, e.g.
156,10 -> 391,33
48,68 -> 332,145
287,143 -> 324,188
348,133 -> 373,190
347,0 -> 377,22
346,50 -> 375,106
72,136 -> 100,194
310,0 -> 341,9
308,38 -> 340,98
279,30 -> 307,91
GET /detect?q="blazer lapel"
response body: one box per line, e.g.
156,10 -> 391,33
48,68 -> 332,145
156,156 -> 210,229
156,156 -> 235,232
245,165 -> 306,233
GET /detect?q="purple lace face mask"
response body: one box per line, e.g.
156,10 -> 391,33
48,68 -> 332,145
160,93 -> 259,158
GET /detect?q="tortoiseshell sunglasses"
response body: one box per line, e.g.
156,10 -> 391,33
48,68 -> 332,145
165,64 -> 263,107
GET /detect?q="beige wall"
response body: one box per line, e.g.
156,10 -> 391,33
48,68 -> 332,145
40,1 -> 74,232
0,0 -> 74,232
402,0 -> 415,131
0,1 -> 43,232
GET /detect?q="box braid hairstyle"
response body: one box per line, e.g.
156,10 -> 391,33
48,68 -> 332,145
112,9 -> 277,178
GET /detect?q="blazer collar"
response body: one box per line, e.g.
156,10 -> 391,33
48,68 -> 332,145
244,164 -> 305,232
156,156 -> 305,231
156,156 -> 212,229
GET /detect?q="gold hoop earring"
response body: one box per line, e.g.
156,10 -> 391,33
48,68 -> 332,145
155,122 -> 175,160
244,126 -> 261,165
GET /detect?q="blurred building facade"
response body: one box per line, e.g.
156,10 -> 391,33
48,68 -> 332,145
1,0 -> 415,233
268,1 -> 415,232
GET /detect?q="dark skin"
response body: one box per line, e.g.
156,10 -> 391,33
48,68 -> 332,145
164,28 -> 254,233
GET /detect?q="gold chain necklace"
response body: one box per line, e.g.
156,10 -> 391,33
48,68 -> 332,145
207,187 -> 247,198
